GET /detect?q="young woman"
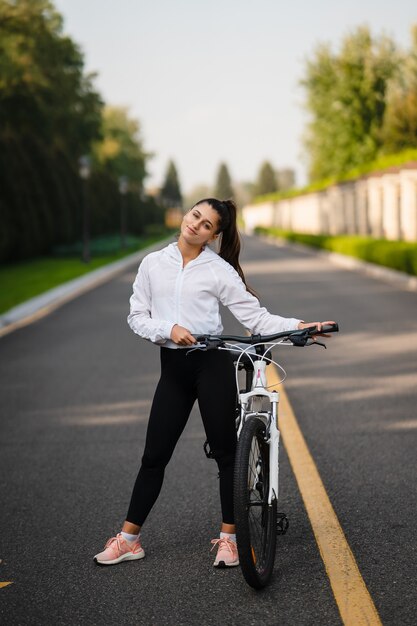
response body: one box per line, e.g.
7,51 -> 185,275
94,198 -> 333,568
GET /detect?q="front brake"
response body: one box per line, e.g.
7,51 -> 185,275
306,339 -> 327,349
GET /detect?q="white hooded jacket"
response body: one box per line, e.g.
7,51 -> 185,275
128,242 -> 302,348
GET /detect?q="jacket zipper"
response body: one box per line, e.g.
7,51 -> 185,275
174,265 -> 185,322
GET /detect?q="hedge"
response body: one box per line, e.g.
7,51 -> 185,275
255,227 -> 417,277
0,132 -> 166,263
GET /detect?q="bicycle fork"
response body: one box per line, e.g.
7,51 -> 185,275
269,391 -> 280,505
238,384 -> 280,506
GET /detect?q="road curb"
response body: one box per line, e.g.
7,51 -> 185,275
259,235 -> 417,293
0,237 -> 173,339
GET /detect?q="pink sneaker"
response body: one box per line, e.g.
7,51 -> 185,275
211,537 -> 239,568
94,533 -> 145,566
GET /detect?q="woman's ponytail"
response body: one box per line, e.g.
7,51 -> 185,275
193,198 -> 257,297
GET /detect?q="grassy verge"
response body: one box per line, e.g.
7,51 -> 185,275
255,227 -> 417,276
0,232 -> 172,315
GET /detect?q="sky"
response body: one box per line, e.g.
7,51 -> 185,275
55,0 -> 417,194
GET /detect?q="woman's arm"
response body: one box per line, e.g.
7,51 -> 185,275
127,257 -> 175,344
216,261 -> 302,333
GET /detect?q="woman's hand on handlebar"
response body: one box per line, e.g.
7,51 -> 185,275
297,320 -> 337,337
170,324 -> 197,346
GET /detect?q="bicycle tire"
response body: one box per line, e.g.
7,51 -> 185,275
234,416 -> 277,589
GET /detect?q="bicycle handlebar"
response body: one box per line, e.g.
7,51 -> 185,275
194,323 -> 339,348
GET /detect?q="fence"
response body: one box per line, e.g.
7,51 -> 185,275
242,163 -> 417,241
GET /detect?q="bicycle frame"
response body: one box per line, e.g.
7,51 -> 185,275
195,324 -> 339,510
195,324 -> 338,588
237,358 -> 280,506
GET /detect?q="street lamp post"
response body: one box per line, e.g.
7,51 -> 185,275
79,155 -> 91,263
118,176 -> 128,250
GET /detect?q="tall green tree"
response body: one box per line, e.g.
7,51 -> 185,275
0,0 -> 103,158
382,25 -> 417,152
0,0 -> 165,262
255,161 -> 277,196
301,26 -> 399,181
185,184 -> 212,209
160,160 -> 182,207
0,0 -> 103,261
214,162 -> 234,199
93,106 -> 148,190
91,106 -> 162,238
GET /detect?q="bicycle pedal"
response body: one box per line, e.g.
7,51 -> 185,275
277,513 -> 289,535
203,440 -> 215,459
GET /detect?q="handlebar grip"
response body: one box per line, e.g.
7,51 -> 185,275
319,323 -> 339,333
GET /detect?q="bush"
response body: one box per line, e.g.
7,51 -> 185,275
255,227 -> 417,276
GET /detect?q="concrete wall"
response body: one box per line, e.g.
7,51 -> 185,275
243,164 -> 417,241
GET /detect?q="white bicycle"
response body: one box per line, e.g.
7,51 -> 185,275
192,323 -> 339,589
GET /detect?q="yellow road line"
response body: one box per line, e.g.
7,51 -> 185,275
267,364 -> 382,626
0,582 -> 13,589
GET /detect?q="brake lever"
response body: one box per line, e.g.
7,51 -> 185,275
187,338 -> 225,355
306,339 -> 327,349
186,344 -> 207,355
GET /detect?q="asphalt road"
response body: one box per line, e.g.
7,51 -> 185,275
0,236 -> 416,625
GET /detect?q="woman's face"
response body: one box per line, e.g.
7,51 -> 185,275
180,202 -> 220,247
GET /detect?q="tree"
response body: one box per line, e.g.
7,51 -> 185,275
214,162 -> 234,199
381,25 -> 417,152
276,168 -> 296,191
0,0 -> 104,261
233,181 -> 256,207
93,106 -> 148,190
160,160 -> 182,207
255,161 -> 277,196
301,26 -> 399,181
0,0 -> 103,158
184,184 -> 212,210
0,0 -> 164,261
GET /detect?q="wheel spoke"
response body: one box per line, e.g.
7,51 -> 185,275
234,416 -> 278,588
246,431 -> 270,570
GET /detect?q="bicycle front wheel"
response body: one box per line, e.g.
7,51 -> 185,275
234,416 -> 277,589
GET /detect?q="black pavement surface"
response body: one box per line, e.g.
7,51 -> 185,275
0,236 -> 416,625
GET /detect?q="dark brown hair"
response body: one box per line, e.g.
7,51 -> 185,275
192,198 -> 256,297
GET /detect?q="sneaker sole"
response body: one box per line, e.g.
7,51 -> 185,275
213,559 -> 239,568
94,551 -> 145,566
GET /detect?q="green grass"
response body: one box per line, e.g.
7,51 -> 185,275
0,233 -> 171,315
255,227 -> 417,277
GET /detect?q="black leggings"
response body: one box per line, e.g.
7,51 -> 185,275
126,347 -> 237,526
